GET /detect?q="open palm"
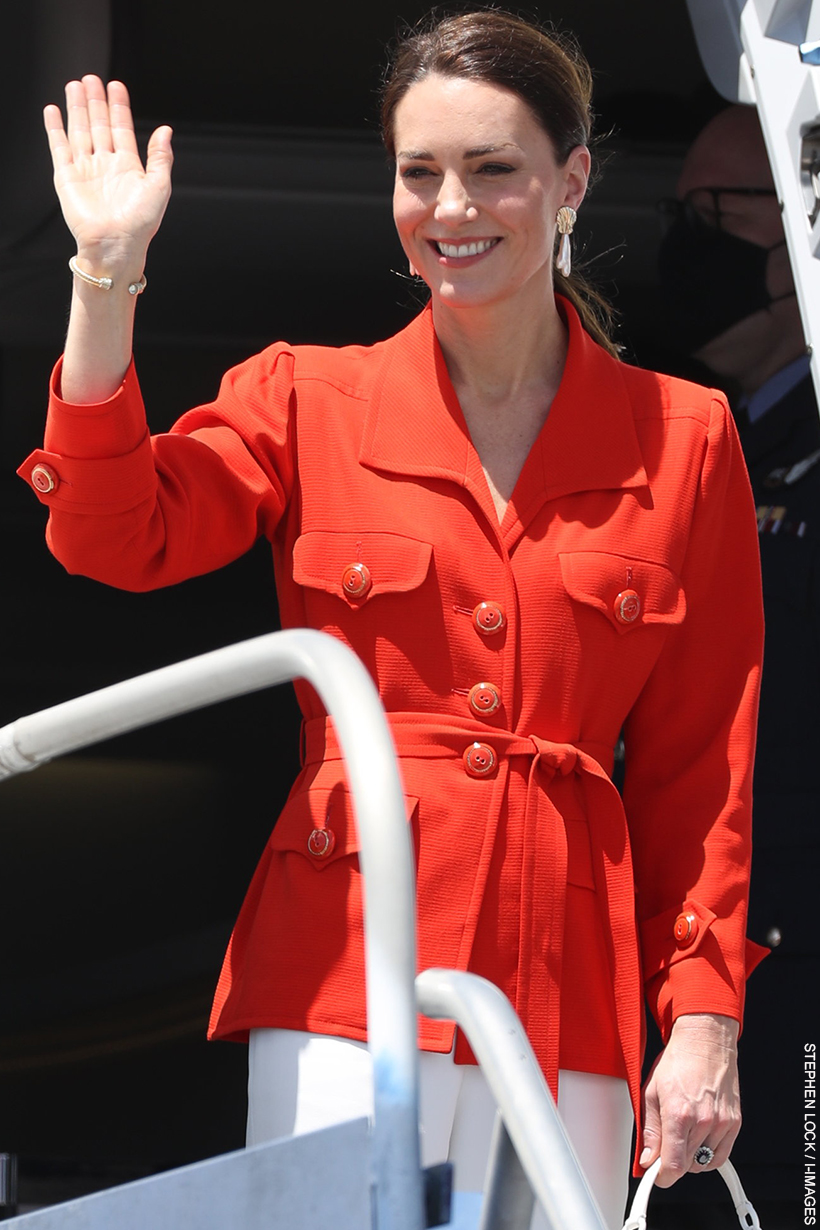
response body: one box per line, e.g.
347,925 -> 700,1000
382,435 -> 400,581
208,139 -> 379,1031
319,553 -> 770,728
44,76 -> 172,257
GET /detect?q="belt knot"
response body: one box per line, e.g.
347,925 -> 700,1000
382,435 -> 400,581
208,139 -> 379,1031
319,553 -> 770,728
529,737 -> 579,777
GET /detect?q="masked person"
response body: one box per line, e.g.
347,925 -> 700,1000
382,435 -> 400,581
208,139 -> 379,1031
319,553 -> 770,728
659,102 -> 818,1199
19,15 -> 766,1228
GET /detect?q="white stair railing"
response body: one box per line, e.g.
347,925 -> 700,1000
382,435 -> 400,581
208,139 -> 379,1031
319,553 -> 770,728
0,629 -> 424,1230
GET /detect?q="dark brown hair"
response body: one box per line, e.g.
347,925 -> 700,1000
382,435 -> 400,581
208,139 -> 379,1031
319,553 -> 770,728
381,8 -> 618,357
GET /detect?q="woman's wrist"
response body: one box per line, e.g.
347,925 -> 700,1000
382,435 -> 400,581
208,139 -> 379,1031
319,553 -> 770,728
670,1012 -> 739,1049
71,239 -> 149,285
69,256 -> 146,297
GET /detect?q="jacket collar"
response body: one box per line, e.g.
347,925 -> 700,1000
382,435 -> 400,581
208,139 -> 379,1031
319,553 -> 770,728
360,298 -> 648,529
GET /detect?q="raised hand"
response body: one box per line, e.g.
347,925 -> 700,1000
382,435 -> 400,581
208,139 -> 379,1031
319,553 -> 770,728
44,76 -> 172,269
42,77 -> 174,401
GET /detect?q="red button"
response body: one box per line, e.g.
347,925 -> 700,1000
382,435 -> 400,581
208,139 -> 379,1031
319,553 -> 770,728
31,464 -> 58,494
463,742 -> 497,777
673,911 -> 697,947
341,563 -> 371,599
468,682 -> 501,716
614,589 -> 641,624
307,828 -> 336,858
473,602 -> 506,636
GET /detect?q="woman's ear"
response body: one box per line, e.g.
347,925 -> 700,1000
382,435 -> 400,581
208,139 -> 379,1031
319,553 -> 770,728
563,144 -> 592,212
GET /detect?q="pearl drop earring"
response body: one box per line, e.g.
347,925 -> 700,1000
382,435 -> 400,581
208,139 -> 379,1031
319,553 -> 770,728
555,206 -> 577,278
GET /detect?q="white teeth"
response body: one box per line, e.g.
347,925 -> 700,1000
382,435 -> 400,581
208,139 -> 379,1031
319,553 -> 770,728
436,238 -> 497,258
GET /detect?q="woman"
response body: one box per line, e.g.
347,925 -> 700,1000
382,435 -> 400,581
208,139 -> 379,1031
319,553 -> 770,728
20,11 -> 765,1228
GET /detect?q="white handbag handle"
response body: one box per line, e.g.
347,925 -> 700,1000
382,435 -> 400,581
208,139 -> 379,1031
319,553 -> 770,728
622,1158 -> 762,1230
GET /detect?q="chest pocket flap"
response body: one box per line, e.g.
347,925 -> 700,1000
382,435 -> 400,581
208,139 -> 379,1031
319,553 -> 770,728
293,531 -> 432,605
558,551 -> 686,634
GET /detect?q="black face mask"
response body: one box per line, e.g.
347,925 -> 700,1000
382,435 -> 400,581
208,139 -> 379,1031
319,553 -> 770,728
658,211 -> 790,354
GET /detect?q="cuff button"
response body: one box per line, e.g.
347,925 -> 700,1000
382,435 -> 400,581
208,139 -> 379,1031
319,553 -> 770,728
31,463 -> 58,494
673,911 -> 698,947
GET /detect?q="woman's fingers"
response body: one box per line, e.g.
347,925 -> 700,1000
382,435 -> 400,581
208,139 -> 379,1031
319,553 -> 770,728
657,1103 -> 740,1183
686,1113 -> 740,1174
639,1062 -> 662,1170
43,75 -> 172,251
84,75 -> 114,155
106,80 -> 140,157
710,1118 -> 741,1167
653,1098 -> 693,1187
64,78 -> 94,159
145,124 -> 174,185
43,103 -> 72,170
57,77 -> 140,162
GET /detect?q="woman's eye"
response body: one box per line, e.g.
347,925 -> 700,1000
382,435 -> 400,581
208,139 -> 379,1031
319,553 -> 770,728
401,166 -> 435,180
478,163 -> 514,176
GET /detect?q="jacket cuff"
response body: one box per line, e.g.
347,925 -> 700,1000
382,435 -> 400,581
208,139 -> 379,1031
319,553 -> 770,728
640,897 -> 717,980
43,356 -> 148,458
17,437 -> 156,514
641,898 -> 766,1042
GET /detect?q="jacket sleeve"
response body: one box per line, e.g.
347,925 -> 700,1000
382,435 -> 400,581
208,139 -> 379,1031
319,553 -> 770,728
17,345 -> 298,591
621,392 -> 766,1042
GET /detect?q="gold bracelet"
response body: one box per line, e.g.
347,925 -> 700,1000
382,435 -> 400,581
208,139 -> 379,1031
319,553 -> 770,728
69,255 -> 147,296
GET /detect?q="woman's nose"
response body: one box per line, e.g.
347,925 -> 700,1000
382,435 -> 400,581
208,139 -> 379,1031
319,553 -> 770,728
435,173 -> 477,224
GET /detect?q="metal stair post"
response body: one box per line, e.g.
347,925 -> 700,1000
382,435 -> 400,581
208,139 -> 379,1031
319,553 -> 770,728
477,1117 -> 535,1230
416,968 -> 608,1230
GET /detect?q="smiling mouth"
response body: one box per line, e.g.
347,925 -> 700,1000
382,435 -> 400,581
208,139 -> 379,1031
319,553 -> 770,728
434,238 -> 500,258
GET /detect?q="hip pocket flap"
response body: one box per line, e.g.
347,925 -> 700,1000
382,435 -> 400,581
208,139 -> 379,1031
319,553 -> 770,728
270,785 -> 420,871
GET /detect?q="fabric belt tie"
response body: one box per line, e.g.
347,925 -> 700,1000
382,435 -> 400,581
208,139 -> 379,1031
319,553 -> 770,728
301,713 -> 641,1122
303,712 -> 614,776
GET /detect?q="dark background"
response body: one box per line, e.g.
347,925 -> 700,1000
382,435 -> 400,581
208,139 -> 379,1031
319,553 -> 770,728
0,1 -> 795,1224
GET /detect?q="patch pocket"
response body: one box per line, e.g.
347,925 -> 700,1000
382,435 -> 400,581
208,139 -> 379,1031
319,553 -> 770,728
293,531 -> 433,607
558,551 -> 686,635
269,785 -> 420,871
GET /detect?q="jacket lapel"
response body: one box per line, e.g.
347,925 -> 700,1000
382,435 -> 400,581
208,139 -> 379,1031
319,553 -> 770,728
360,298 -> 649,538
501,301 -> 648,544
360,304 -> 474,486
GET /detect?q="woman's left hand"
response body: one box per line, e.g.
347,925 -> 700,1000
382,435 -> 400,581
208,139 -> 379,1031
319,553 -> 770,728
640,1012 -> 741,1186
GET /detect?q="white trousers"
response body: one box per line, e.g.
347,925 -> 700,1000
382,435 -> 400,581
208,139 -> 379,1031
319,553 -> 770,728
247,1029 -> 634,1230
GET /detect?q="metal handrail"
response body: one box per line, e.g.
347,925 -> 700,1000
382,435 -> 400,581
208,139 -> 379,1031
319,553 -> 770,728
0,629 -> 424,1230
416,968 -> 608,1230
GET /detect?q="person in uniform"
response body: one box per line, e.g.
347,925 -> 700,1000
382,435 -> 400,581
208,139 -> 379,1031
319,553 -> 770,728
659,102 -> 819,1199
19,15 -> 766,1228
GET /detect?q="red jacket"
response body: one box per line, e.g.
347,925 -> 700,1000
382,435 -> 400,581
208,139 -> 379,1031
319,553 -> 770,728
19,298 -> 765,1134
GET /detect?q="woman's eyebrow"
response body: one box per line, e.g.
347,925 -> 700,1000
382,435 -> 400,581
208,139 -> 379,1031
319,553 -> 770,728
464,143 -> 517,158
397,142 -> 518,161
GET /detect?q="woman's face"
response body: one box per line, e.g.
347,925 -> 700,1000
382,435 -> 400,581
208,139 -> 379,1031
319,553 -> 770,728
392,73 -> 590,312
